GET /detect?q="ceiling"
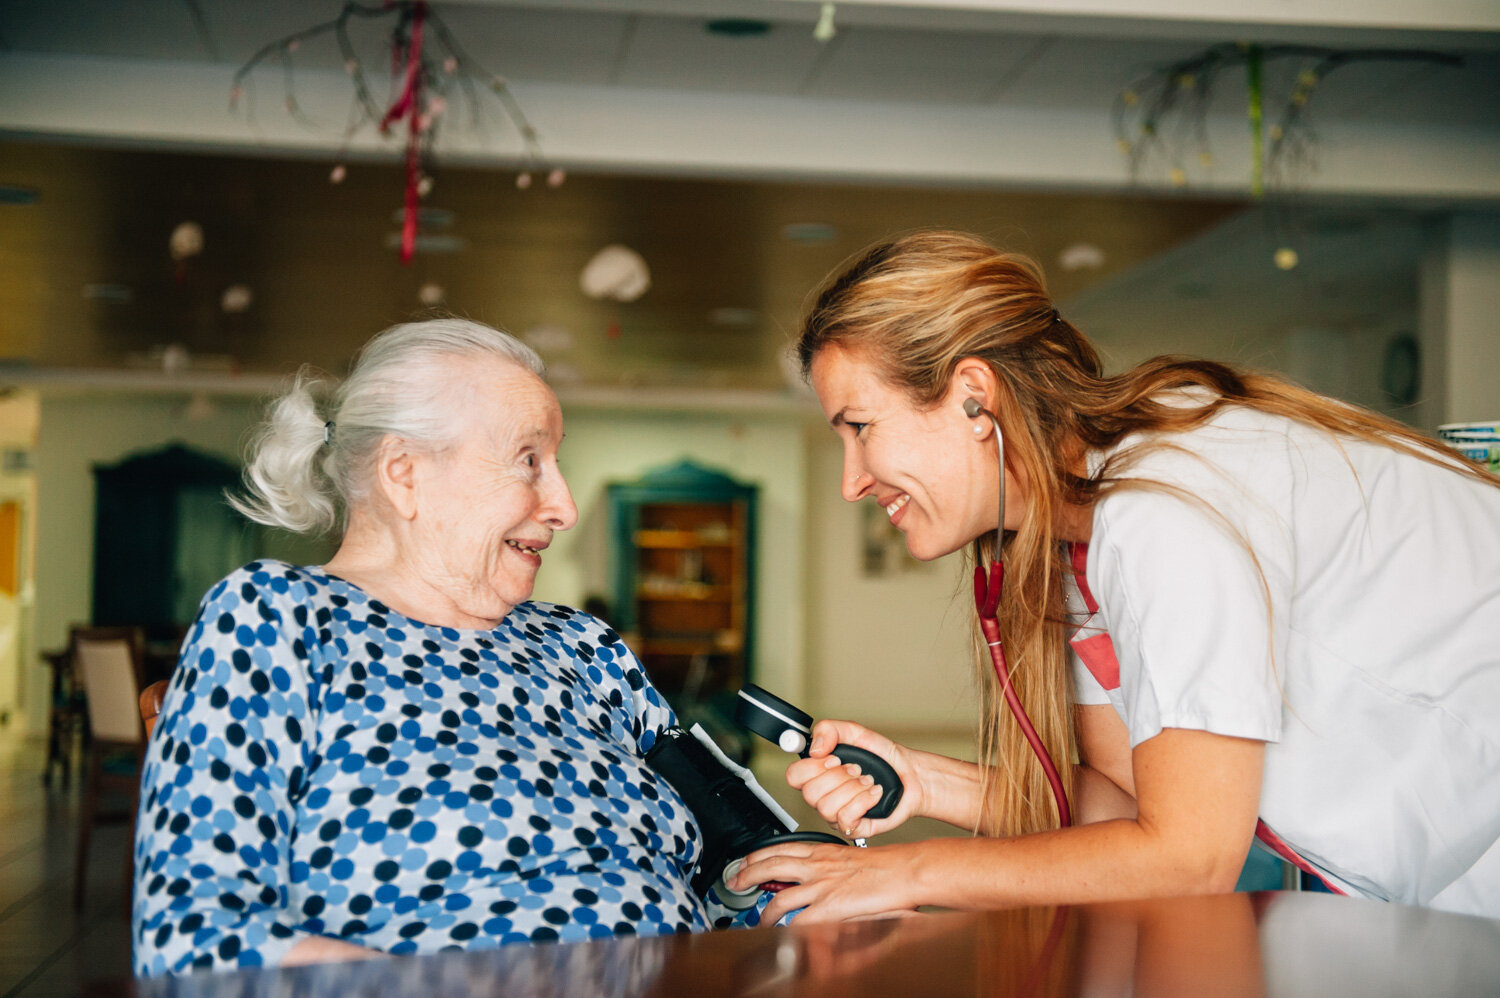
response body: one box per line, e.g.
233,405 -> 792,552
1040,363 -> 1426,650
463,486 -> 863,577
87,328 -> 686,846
3,0 -> 1496,127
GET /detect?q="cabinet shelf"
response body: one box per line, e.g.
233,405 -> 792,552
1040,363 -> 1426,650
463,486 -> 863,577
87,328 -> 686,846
634,529 -> 734,549
638,632 -> 743,656
637,584 -> 732,602
608,460 -> 757,700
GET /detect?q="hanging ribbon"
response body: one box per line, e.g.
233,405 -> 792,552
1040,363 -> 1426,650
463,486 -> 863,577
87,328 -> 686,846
378,1 -> 428,266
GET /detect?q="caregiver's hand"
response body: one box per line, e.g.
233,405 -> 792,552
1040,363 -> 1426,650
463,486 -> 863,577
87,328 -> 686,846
731,840 -> 921,925
787,719 -> 925,840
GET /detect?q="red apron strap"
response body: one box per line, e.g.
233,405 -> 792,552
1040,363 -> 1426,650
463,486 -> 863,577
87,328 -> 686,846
1069,541 -> 1099,614
1254,820 -> 1348,895
1069,543 -> 1121,691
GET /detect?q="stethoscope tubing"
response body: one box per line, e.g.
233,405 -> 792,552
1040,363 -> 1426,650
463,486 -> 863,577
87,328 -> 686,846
969,401 -> 1073,829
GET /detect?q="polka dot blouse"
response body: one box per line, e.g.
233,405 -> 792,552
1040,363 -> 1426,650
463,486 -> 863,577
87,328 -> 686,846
133,561 -> 766,976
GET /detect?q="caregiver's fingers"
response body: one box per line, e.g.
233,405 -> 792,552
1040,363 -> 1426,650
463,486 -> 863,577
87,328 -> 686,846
833,784 -> 885,837
786,754 -> 862,791
809,774 -> 879,831
763,880 -> 825,926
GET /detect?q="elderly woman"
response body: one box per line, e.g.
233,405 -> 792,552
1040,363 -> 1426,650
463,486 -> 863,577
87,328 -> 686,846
133,319 -> 766,976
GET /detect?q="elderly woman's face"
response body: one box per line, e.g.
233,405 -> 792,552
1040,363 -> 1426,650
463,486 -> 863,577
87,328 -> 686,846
416,361 -> 578,625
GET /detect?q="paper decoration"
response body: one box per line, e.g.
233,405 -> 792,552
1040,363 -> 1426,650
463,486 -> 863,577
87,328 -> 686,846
579,245 -> 651,303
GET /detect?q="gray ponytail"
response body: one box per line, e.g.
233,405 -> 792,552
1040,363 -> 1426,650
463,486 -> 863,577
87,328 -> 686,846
229,317 -> 545,536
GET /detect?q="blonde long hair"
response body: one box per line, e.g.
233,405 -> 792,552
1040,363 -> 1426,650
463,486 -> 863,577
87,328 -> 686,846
798,229 -> 1498,838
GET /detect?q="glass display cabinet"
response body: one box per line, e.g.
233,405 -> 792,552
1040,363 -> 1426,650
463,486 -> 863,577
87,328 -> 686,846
606,460 -> 757,732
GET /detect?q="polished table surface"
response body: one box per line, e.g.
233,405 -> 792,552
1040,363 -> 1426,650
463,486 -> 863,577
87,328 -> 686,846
132,891 -> 1500,997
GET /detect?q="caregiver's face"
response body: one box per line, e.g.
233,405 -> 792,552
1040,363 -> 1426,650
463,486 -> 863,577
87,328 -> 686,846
810,345 -> 1006,561
418,359 -> 578,623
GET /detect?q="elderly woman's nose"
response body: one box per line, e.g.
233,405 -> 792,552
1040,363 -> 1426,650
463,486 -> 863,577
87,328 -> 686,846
543,473 -> 580,530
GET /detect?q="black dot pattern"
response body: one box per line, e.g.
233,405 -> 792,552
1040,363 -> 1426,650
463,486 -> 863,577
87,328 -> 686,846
132,561 -> 768,976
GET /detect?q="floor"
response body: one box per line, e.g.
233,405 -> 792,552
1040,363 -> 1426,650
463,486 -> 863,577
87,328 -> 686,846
0,734 -> 134,998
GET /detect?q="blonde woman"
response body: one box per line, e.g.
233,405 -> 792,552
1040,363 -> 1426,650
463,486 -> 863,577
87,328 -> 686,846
731,230 -> 1500,922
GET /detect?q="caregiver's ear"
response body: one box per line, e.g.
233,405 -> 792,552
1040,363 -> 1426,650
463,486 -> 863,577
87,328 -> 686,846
951,357 -> 1001,411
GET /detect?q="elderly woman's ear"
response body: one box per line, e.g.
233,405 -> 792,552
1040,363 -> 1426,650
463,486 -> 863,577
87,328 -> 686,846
375,435 -> 422,521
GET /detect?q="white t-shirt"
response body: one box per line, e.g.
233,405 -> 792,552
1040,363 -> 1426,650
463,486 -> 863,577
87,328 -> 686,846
1069,403 -> 1500,915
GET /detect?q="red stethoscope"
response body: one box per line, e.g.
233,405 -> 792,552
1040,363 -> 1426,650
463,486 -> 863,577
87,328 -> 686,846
963,397 -> 1073,828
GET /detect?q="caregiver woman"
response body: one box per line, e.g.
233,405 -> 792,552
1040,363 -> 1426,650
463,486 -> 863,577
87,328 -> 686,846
732,230 -> 1500,922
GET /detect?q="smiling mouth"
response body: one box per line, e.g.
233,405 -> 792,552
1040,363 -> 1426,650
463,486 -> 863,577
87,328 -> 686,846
883,494 -> 910,520
505,539 -> 543,556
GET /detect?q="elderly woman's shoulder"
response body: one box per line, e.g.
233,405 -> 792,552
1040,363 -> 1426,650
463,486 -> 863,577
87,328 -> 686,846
504,600 -> 630,653
197,559 -> 338,610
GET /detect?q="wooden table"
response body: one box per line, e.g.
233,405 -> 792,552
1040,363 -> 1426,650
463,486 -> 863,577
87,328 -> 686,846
125,891 -> 1500,997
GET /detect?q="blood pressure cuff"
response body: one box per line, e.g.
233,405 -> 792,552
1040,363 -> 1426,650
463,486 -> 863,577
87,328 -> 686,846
644,726 -> 792,896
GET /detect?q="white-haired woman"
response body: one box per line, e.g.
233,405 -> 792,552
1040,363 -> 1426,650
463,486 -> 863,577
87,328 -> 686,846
133,319 -> 766,976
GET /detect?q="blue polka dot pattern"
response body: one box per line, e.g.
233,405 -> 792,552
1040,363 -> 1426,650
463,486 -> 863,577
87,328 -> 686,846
133,561 -> 766,976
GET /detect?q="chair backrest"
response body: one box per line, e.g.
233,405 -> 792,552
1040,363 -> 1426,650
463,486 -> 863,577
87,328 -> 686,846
140,680 -> 169,738
71,626 -> 145,744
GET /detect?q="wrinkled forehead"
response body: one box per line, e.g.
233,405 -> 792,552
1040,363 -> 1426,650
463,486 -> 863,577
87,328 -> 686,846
445,357 -> 563,449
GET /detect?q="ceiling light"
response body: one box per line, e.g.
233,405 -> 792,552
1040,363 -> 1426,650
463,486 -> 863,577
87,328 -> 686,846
706,19 -> 771,37
782,222 -> 838,244
1058,243 -> 1106,271
709,308 -> 759,327
0,186 -> 39,206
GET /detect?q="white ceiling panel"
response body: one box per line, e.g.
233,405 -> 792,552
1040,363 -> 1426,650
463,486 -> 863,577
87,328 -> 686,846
422,4 -> 631,86
201,1 -> 462,69
803,24 -> 1044,104
1307,52 -> 1500,128
0,0 -> 207,60
614,16 -> 823,95
989,36 -> 1223,107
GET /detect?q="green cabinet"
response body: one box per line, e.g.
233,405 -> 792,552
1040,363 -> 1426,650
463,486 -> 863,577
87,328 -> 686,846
607,460 -> 757,707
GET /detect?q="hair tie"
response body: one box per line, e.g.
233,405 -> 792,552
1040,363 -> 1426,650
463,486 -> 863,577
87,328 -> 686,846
1050,309 -> 1062,325
323,420 -> 336,446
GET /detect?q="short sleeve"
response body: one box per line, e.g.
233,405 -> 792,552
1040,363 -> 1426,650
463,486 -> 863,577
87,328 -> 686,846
1091,433 -> 1296,748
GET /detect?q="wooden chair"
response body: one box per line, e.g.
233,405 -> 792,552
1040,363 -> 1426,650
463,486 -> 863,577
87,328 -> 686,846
70,626 -> 146,911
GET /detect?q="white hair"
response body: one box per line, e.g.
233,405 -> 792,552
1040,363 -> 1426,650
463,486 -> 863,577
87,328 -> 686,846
229,317 -> 545,535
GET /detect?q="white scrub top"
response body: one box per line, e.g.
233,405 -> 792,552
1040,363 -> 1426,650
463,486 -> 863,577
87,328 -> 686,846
1068,402 -> 1500,916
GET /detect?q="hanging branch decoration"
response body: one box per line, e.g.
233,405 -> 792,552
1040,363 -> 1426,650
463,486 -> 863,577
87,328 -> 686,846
1112,43 -> 1461,197
230,1 -> 561,265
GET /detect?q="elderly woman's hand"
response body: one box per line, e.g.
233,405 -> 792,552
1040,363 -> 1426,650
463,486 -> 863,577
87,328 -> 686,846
281,936 -> 382,967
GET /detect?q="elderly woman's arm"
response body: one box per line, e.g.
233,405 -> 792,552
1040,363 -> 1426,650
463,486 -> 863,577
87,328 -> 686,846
599,620 -> 774,929
133,569 -> 350,975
